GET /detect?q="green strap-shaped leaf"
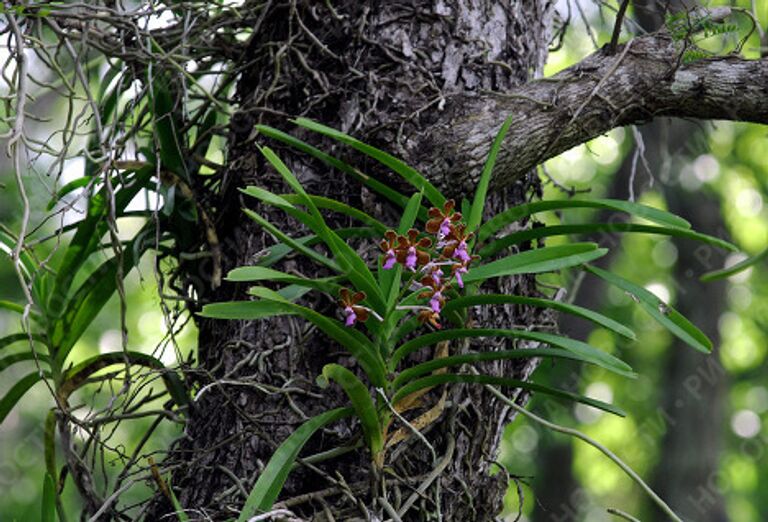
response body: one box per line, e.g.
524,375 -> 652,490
255,124 -> 422,219
0,372 -> 48,425
479,223 -> 737,257
280,194 -> 389,234
393,348 -> 611,390
43,409 -> 57,497
391,374 -> 625,417
293,118 -> 446,207
150,71 -> 188,180
259,146 -> 325,220
467,116 -> 513,233
200,298 -> 388,387
244,209 -> 340,271
256,227 -> 378,268
389,315 -> 422,347
42,473 -> 56,522
237,407 -> 353,520
247,280 -> 382,343
0,300 -> 25,315
168,478 -> 190,522
244,181 -> 384,312
392,328 -> 634,378
240,186 -> 298,210
190,105 -> 221,166
46,176 -> 93,211
0,352 -> 49,373
0,333 -> 47,351
273,285 -> 313,303
398,191 -> 425,235
0,229 -> 37,280
443,295 -> 635,340
226,266 -> 342,295
465,243 -> 607,284
319,364 -> 383,453
478,198 -> 691,243
584,265 -> 712,353
0,298 -> 42,325
250,284 -> 386,370
701,248 -> 768,282
199,300 -> 285,320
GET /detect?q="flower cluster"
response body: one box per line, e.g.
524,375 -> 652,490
340,199 -> 478,329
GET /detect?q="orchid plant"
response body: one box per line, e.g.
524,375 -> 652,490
200,117 -> 735,520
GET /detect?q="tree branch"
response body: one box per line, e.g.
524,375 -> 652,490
409,33 -> 768,192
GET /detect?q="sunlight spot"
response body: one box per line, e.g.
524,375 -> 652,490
651,240 -> 678,268
679,164 -> 702,191
735,188 -> 763,217
562,147 -> 583,163
731,410 -> 761,438
143,7 -> 176,30
746,387 -> 768,414
709,121 -> 734,150
592,134 -> 620,166
692,154 -> 720,183
138,310 -> 162,340
644,282 -> 670,304
718,311 -> 741,337
98,329 -> 123,354
727,285 -> 752,310
511,425 -> 538,453
60,157 -> 85,186
720,335 -> 763,372
159,344 -> 179,367
575,382 -> 613,424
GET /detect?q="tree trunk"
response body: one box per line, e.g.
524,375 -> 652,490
629,6 -> 729,519
156,3 -> 554,520
649,123 -> 729,522
530,141 -> 635,522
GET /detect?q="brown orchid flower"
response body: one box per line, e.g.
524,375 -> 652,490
339,288 -> 368,326
396,229 -> 432,271
426,199 -> 462,239
417,309 -> 442,329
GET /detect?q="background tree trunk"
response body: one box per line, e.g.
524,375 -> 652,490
530,149 -> 632,521
156,2 -> 554,520
632,5 -> 728,520
648,126 -> 730,522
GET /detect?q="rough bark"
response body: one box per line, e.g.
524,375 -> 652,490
158,3 -> 554,521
